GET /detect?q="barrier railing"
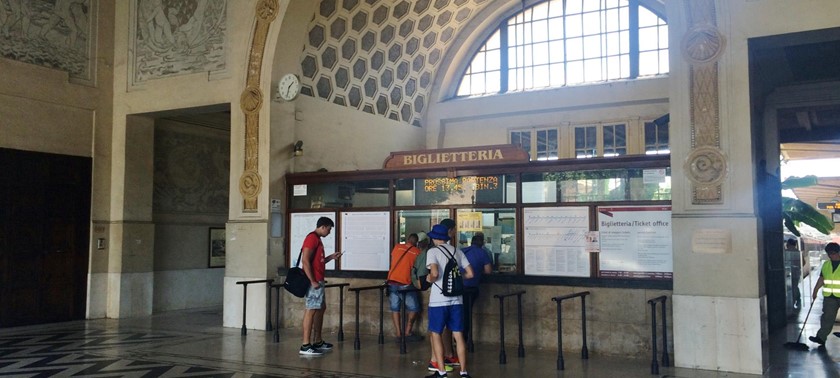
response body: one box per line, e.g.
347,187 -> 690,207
268,281 -> 350,343
551,291 -> 590,370
349,283 -> 388,350
397,286 -> 421,354
235,279 -> 273,336
647,295 -> 670,374
493,290 -> 526,364
325,282 -> 351,342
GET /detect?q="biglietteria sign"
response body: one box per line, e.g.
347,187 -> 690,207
383,144 -> 529,169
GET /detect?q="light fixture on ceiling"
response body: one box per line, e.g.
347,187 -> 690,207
293,140 -> 303,157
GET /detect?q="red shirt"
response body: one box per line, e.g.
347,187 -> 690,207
302,232 -> 325,282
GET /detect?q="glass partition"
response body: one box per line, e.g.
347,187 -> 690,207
290,179 -> 390,209
521,167 -> 671,203
396,209 -> 451,243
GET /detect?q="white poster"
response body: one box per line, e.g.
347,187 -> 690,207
523,207 -> 590,277
290,212 -> 337,269
340,211 -> 391,271
598,206 -> 672,279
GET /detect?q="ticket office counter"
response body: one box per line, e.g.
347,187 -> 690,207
285,154 -> 672,290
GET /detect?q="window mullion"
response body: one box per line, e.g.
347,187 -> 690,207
562,0 -> 568,86
629,0 -> 639,78
501,24 -> 509,92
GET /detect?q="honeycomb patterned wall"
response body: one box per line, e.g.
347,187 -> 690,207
300,0 -> 491,127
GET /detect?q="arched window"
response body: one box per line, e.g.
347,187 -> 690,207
457,0 -> 668,97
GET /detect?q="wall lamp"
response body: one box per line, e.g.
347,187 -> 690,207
293,140 -> 303,157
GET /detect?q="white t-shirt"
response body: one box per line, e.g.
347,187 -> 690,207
426,243 -> 470,307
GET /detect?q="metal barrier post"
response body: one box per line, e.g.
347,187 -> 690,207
354,288 -> 361,350
581,294 -> 589,360
466,288 -> 474,353
661,297 -> 670,367
649,300 -> 659,375
494,290 -> 526,365
551,291 -> 590,370
648,295 -> 669,374
325,283 -> 350,342
235,279 -> 273,336
497,294 -> 507,364
349,284 -> 388,350
516,292 -> 525,358
378,285 -> 385,345
271,283 -> 281,342
266,283 -> 273,331
397,286 -> 421,354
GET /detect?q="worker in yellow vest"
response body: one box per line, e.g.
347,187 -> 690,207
809,242 -> 840,346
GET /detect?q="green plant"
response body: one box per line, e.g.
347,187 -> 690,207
781,175 -> 834,237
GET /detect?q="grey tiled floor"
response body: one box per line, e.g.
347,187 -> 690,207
1,292 -> 839,377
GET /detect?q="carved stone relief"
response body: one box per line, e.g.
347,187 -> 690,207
0,0 -> 96,82
682,0 -> 726,204
238,0 -> 278,212
153,125 -> 230,214
130,0 -> 227,84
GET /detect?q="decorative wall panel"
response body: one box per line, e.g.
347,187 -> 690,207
0,0 -> 97,83
153,124 -> 230,214
130,0 -> 227,84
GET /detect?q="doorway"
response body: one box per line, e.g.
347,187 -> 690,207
750,27 -> 840,330
0,148 -> 91,327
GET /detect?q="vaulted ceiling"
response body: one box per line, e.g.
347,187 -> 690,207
298,0 -> 492,127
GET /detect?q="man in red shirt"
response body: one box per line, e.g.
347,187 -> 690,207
299,217 -> 343,355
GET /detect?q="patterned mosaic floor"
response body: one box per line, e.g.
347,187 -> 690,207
1,305 -> 837,378
0,327 -> 383,378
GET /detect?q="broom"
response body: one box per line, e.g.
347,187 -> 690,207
783,299 -> 815,351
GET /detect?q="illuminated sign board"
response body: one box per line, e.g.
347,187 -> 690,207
413,175 -> 504,206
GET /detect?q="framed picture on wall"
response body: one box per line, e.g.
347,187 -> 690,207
209,228 -> 226,268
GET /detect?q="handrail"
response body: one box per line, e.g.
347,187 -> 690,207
235,279 -> 274,336
493,290 -> 527,364
397,286 -> 421,354
551,291 -> 590,370
325,283 -> 351,341
349,283 -> 388,350
647,295 -> 670,374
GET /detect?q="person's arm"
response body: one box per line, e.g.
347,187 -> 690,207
301,247 -> 319,288
483,263 -> 492,275
463,264 -> 475,280
427,262 -> 439,282
326,251 -> 343,262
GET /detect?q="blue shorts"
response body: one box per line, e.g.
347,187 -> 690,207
305,281 -> 325,310
427,305 -> 464,334
388,283 -> 420,313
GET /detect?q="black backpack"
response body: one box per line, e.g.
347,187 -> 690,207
436,246 -> 464,297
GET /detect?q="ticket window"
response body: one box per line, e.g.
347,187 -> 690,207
457,208 -> 516,273
396,209 -> 450,244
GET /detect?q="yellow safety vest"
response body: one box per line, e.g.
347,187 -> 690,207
822,261 -> 840,297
